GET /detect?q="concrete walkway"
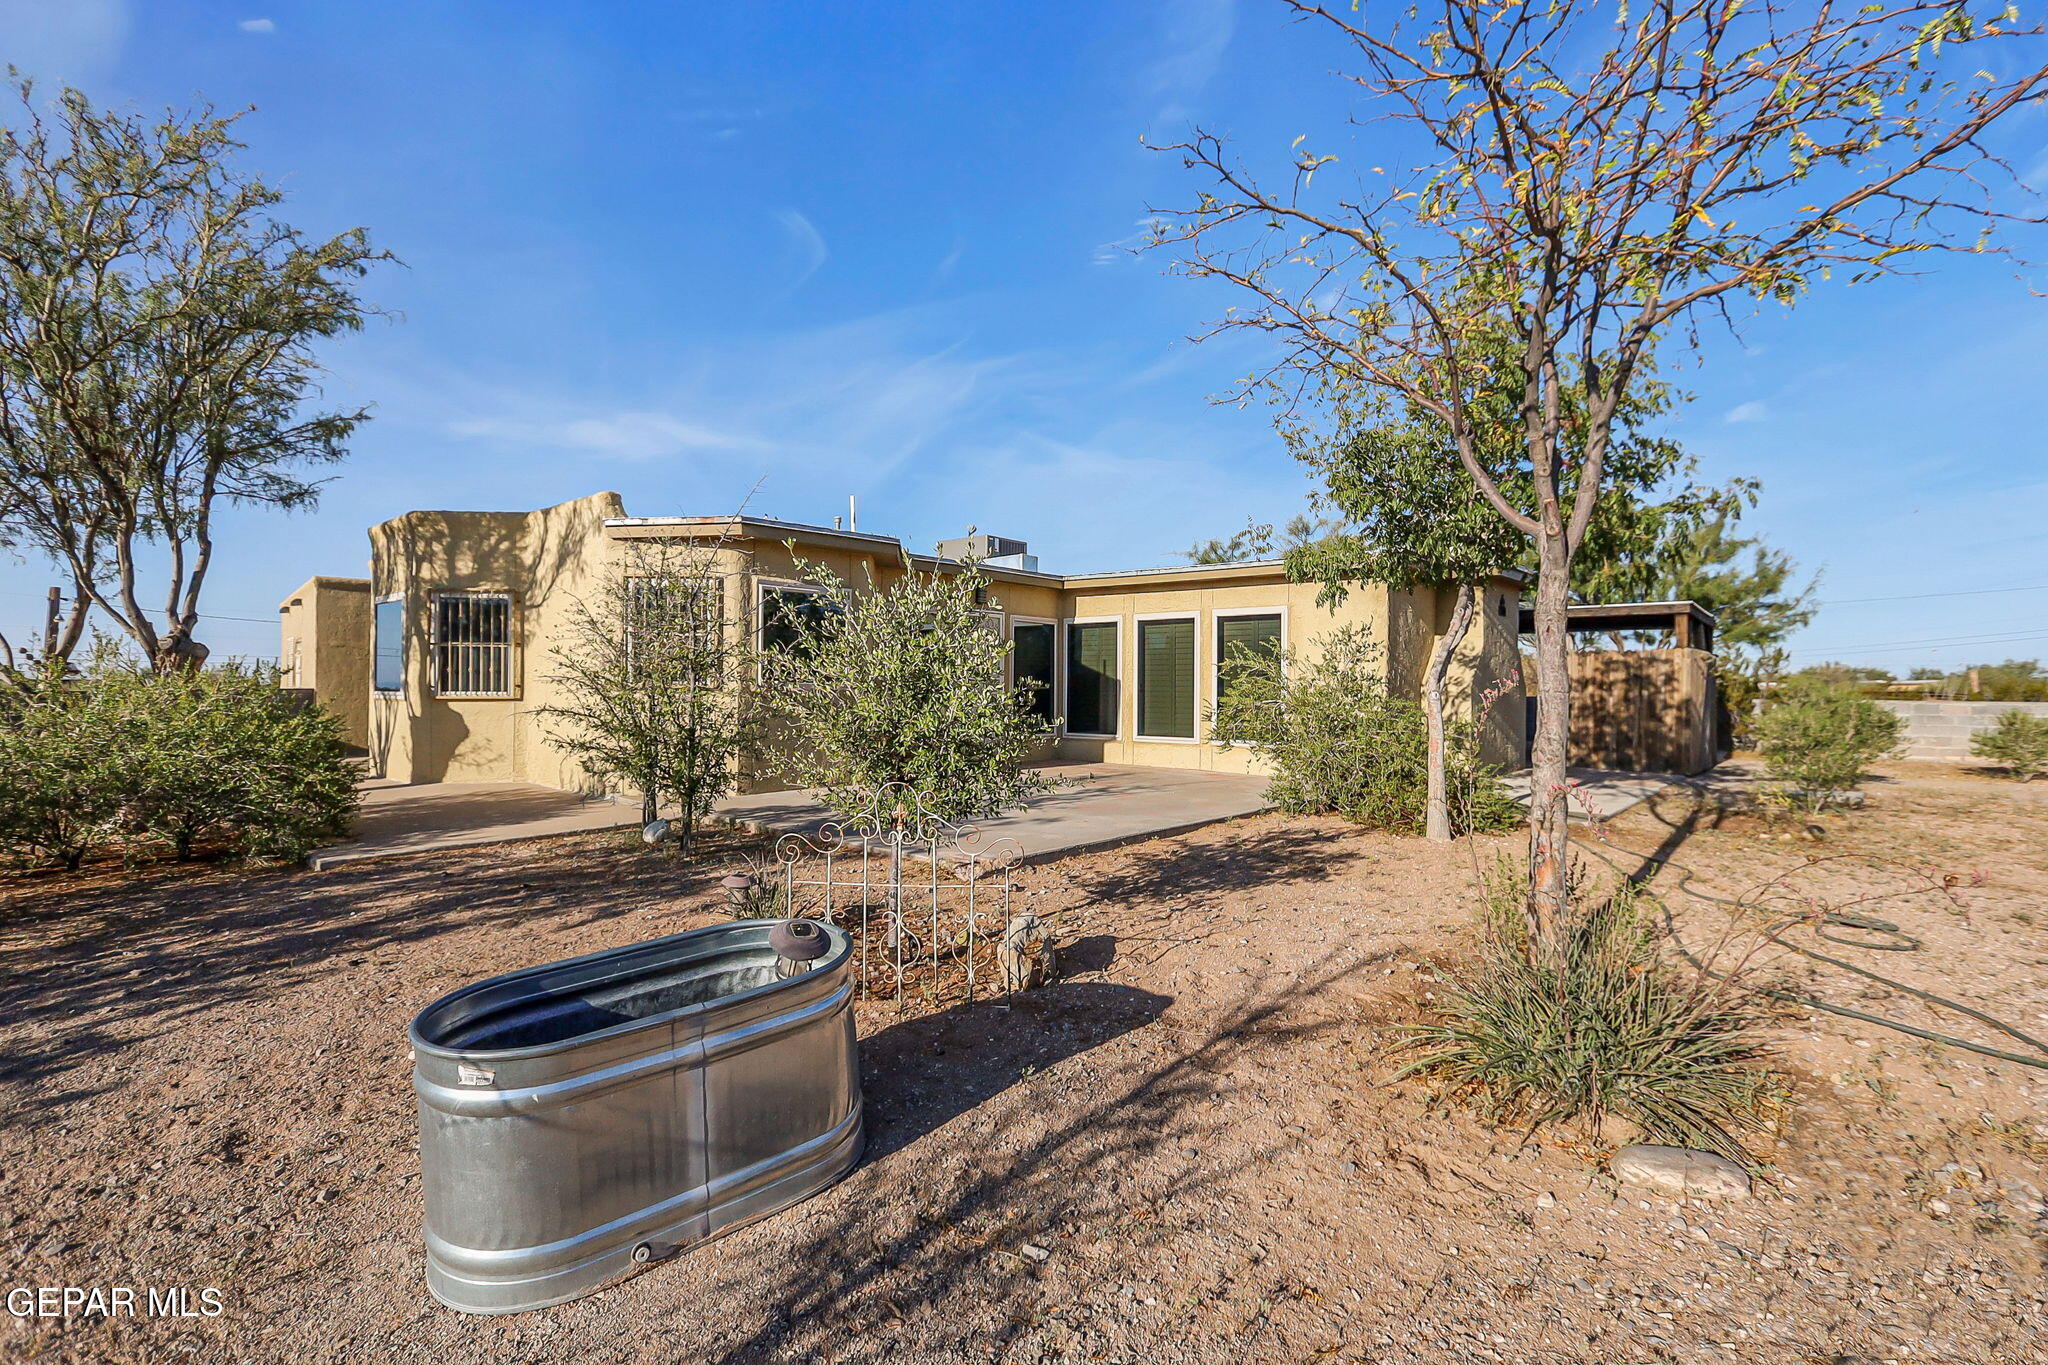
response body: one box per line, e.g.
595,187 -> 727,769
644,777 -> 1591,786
1500,767 -> 1698,821
710,763 -> 1273,864
309,764 -> 1272,870
307,778 -> 639,870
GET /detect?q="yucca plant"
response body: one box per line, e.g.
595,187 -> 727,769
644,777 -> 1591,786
1399,865 -> 1776,1161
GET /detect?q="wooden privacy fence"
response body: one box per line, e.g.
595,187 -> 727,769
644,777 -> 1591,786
1565,647 -> 1717,774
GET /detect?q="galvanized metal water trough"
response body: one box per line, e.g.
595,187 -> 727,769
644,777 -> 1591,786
409,919 -> 863,1314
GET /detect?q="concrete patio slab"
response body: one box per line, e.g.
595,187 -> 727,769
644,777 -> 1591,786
1500,767 -> 1693,821
309,764 -> 1273,871
307,778 -> 638,870
710,763 -> 1273,865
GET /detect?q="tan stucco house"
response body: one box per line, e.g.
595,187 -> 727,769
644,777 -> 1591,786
279,491 -> 1527,795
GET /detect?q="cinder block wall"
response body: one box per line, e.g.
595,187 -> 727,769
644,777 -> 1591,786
1879,700 -> 2048,760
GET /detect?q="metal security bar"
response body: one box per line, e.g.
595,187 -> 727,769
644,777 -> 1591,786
433,591 -> 514,697
775,784 -> 1022,1008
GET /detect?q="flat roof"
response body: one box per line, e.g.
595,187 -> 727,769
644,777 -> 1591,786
1517,599 -> 1718,637
606,516 -> 1528,591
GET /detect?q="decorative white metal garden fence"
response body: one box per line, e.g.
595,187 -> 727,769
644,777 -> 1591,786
773,784 -> 1024,1006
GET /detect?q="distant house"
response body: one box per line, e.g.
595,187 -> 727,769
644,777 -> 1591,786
279,491 -> 1528,794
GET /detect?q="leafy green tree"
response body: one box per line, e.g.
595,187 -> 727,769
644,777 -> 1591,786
0,81 -> 388,674
1211,624 -> 1520,834
1182,513 -> 1341,565
1286,332 -> 1721,841
1150,0 -> 2042,946
539,540 -> 754,852
1574,511 -> 1815,657
758,556 -> 1056,821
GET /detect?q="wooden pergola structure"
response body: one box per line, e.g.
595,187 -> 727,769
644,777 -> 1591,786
1516,600 -> 1722,775
1516,599 -> 1717,653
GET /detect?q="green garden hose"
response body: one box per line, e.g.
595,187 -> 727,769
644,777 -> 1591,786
1566,830 -> 2048,1073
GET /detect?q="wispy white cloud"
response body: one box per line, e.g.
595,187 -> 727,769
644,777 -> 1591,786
1143,0 -> 1236,122
1093,216 -> 1162,266
449,411 -> 774,462
238,17 -> 275,34
772,209 -> 828,299
1724,400 -> 1768,424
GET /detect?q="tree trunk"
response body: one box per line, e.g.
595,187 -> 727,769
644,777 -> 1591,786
1525,531 -> 1574,949
1422,583 -> 1478,843
153,635 -> 209,675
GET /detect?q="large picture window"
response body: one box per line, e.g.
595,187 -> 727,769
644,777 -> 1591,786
373,598 -> 404,693
1216,612 -> 1283,707
1137,617 -> 1197,739
432,591 -> 514,698
1011,621 -> 1055,723
1064,621 -> 1119,736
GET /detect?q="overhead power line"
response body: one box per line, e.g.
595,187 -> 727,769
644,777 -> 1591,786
1818,583 -> 2048,606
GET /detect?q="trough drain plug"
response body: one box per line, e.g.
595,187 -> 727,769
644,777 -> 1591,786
771,919 -> 830,978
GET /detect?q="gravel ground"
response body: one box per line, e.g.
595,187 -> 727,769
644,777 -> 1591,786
2,762 -> 2044,1364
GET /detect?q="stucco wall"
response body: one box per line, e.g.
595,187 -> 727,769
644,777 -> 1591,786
1880,699 -> 2048,761
339,493 -> 1528,792
277,576 -> 371,749
368,491 -> 626,786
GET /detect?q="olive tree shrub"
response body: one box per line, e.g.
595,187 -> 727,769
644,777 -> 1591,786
757,556 -> 1055,821
1755,677 -> 1903,813
1970,709 -> 2048,782
1209,625 -> 1520,835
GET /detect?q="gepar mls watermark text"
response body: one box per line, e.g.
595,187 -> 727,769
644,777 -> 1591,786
7,1286 -> 224,1319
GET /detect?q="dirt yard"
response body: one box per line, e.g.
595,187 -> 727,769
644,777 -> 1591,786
3,762 -> 2045,1364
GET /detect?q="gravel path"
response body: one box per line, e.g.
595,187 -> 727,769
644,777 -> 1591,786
3,769 -> 2044,1363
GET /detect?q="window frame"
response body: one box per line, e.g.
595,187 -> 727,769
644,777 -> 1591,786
429,589 -> 518,700
1210,605 -> 1288,744
1062,615 -> 1122,739
1134,611 -> 1201,743
625,574 -> 721,684
1009,614 -> 1059,725
755,578 -> 837,676
372,595 -> 406,695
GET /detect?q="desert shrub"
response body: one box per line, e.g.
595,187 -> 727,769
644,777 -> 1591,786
1209,625 -> 1521,835
0,658 -> 130,869
1399,866 -> 1774,1160
111,660 -> 359,860
1754,675 -> 1902,812
0,646 -> 358,869
1970,708 -> 2048,781
758,557 -> 1056,821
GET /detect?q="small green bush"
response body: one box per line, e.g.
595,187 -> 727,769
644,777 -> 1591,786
0,646 -> 359,870
758,558 -> 1056,821
1754,676 -> 1902,812
1209,625 -> 1521,835
1399,868 -> 1775,1160
0,660 -> 130,869
1970,708 -> 2048,781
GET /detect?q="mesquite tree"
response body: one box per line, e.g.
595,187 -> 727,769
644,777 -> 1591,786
1149,1 -> 2045,945
0,82 -> 387,673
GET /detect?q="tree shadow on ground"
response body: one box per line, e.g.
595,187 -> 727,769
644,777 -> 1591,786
670,950 -> 1369,1364
0,832 -> 762,1118
1070,822 -> 1367,911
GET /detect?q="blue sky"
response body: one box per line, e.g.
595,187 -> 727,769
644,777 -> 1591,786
2,0 -> 2044,672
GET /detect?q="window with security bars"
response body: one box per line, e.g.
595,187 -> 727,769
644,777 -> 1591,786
625,577 -> 717,681
432,591 -> 514,697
